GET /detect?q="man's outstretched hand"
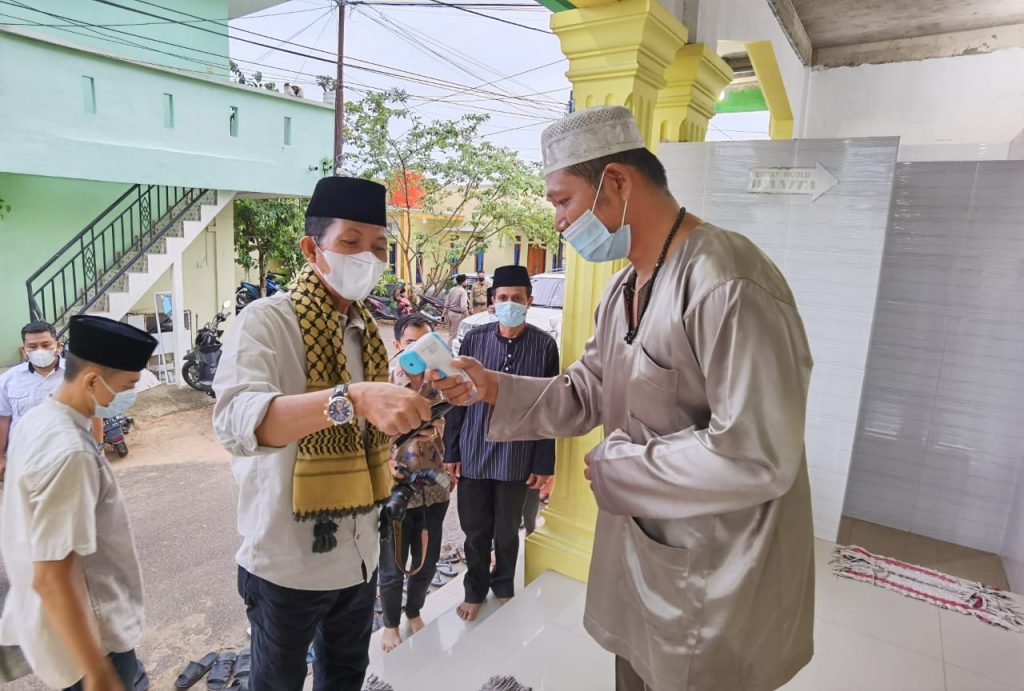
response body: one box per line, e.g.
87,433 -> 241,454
427,358 -> 498,406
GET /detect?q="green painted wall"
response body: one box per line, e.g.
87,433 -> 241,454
0,173 -> 130,364
0,0 -> 230,77
0,30 -> 333,196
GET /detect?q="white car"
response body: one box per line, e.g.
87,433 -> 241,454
451,271 -> 564,356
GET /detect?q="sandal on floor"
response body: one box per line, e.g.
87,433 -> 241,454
372,612 -> 384,633
175,652 -> 218,689
431,571 -> 446,587
439,552 -> 461,564
435,561 -> 458,577
233,649 -> 250,680
206,652 -> 236,690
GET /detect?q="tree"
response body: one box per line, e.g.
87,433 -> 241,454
233,198 -> 306,295
342,90 -> 556,295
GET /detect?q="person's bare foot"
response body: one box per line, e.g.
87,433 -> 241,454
381,627 -> 402,652
457,602 -> 482,621
408,616 -> 426,634
498,597 -> 512,606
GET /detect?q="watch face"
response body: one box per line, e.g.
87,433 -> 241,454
328,396 -> 354,425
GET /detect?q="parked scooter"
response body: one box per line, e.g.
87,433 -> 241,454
417,295 -> 445,323
103,414 -> 134,458
235,273 -> 280,312
182,301 -> 232,397
365,294 -> 398,321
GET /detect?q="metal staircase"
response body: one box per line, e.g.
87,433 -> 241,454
25,185 -> 216,338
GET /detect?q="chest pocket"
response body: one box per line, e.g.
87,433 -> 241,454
626,345 -> 680,437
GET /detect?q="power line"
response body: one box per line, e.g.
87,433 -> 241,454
1,0 -> 563,112
0,5 -> 331,27
424,0 -> 551,34
76,0 -> 562,109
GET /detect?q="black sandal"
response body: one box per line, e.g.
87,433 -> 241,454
206,652 -> 236,690
175,653 -> 218,689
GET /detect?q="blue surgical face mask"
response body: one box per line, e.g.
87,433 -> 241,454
561,168 -> 631,263
92,375 -> 138,418
495,301 -> 528,328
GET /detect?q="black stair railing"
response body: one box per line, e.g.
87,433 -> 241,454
26,185 -> 209,338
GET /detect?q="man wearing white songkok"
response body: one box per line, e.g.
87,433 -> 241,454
431,106 -> 816,690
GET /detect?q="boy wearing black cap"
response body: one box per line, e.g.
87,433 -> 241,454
0,315 -> 157,690
213,176 -> 430,691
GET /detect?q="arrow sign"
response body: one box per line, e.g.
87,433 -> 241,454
747,163 -> 838,201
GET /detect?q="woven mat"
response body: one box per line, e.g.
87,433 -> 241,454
832,545 -> 1024,632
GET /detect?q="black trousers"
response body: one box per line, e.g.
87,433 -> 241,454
238,566 -> 376,691
63,650 -> 138,691
457,477 -> 529,603
522,488 -> 541,535
379,500 -> 449,628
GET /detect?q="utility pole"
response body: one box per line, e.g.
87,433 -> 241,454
333,0 -> 346,174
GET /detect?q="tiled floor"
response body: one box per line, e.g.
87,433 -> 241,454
352,538 -> 1024,691
839,516 -> 1010,590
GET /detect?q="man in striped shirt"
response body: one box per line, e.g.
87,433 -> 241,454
444,265 -> 559,622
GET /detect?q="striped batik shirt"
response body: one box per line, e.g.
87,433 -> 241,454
444,322 -> 560,482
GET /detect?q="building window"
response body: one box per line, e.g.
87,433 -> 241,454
475,250 -> 484,273
389,241 -> 397,275
553,236 -> 565,270
163,93 -> 174,128
82,76 -> 96,114
229,106 -> 239,137
513,236 -> 522,266
283,116 -> 292,145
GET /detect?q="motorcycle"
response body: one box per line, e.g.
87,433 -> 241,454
182,300 -> 232,397
103,414 -> 134,458
236,273 -> 280,312
417,295 -> 445,323
365,294 -> 398,322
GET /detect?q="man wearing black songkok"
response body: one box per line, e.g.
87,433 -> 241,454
213,176 -> 430,690
0,315 -> 157,690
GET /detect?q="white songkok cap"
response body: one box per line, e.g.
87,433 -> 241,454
541,106 -> 647,176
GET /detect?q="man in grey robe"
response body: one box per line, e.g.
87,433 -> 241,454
430,106 -> 816,691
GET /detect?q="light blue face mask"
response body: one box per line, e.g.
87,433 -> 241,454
562,168 -> 631,263
92,375 -> 138,418
495,301 -> 528,328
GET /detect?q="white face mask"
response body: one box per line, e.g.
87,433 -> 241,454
317,249 -> 388,302
27,348 -> 57,369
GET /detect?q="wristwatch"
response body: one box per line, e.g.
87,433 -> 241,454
325,384 -> 355,426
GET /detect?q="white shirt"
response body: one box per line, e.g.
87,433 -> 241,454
212,292 -> 380,591
0,399 -> 144,689
0,360 -> 65,429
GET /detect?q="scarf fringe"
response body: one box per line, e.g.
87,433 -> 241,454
362,674 -> 394,691
479,676 -> 533,691
831,545 -> 1024,633
293,501 -> 384,523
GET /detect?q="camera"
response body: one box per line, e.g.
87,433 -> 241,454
384,465 -> 451,524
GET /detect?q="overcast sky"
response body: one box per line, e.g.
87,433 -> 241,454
227,0 -> 767,163
228,0 -> 569,163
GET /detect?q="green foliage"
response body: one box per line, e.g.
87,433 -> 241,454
316,75 -> 339,92
342,90 -> 556,295
233,198 -> 306,294
229,61 -> 278,92
0,196 -> 10,222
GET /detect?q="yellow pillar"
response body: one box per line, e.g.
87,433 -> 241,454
524,0 -> 688,586
745,40 -> 794,140
654,43 -> 733,144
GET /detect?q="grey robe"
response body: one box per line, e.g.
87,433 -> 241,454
488,223 -> 815,691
